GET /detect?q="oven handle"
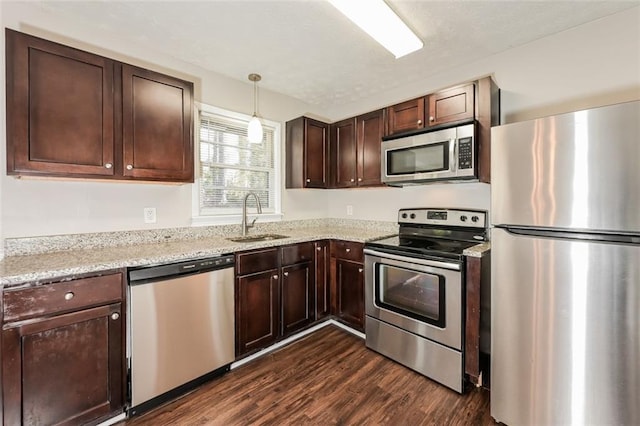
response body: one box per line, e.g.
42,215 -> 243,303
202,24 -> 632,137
363,248 -> 461,271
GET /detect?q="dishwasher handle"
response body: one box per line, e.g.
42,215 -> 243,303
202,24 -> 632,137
128,254 -> 235,285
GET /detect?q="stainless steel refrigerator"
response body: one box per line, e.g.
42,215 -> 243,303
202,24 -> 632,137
490,101 -> 640,425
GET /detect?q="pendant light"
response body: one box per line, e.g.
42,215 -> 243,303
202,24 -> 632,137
247,73 -> 263,143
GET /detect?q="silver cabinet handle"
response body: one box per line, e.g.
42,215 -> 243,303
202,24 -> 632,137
358,178 -> 362,182
429,116 -> 435,122
111,312 -> 120,320
358,268 -> 363,273
317,246 -> 322,251
346,248 -> 351,253
417,119 -> 422,125
283,272 -> 289,277
126,164 -> 133,170
104,163 -> 113,169
306,178 -> 310,183
350,178 -> 355,182
64,292 -> 74,301
273,274 -> 278,279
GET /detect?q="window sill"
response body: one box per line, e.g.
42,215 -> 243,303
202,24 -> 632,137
191,213 -> 284,227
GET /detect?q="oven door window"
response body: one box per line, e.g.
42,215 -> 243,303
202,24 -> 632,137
386,141 -> 449,175
375,263 -> 446,327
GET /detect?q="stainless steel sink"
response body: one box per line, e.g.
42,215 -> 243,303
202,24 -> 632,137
227,233 -> 289,243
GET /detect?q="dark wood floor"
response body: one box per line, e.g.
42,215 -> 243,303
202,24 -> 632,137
122,325 -> 495,425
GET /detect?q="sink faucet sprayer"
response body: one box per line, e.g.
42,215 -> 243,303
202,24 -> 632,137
241,192 -> 263,236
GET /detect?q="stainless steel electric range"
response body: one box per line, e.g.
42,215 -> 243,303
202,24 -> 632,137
364,208 -> 487,393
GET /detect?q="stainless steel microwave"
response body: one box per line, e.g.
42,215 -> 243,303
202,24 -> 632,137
381,123 -> 476,186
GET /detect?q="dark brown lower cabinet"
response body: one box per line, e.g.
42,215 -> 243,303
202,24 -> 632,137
1,273 -> 125,425
334,258 -> 365,331
314,240 -> 330,320
235,269 -> 280,355
331,240 -> 365,331
235,243 -> 315,357
281,262 -> 314,335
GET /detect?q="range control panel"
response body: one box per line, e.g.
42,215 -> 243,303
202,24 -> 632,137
398,208 -> 487,228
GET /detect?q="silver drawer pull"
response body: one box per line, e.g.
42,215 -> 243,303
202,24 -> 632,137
273,275 -> 278,279
346,248 -> 351,253
126,164 -> 133,170
283,272 -> 289,277
64,292 -> 74,301
111,312 -> 120,320
358,268 -> 363,273
104,163 -> 113,169
317,246 -> 322,251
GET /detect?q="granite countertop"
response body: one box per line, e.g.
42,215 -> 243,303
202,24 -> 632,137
0,218 -> 491,288
462,242 -> 491,258
0,224 -> 395,288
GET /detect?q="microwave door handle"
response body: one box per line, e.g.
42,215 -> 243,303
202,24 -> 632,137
449,139 -> 457,171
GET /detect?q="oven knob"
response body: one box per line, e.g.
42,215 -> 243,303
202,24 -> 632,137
471,216 -> 479,223
410,213 -> 416,219
401,213 -> 408,219
460,215 -> 468,222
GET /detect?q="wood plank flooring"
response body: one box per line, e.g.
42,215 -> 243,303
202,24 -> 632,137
122,325 -> 495,425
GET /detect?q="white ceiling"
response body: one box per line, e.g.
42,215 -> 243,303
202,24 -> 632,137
36,0 -> 638,109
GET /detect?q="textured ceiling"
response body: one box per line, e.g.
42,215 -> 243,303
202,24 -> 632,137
35,0 -> 638,108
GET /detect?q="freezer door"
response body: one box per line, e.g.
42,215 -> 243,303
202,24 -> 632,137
490,228 -> 640,425
491,101 -> 640,233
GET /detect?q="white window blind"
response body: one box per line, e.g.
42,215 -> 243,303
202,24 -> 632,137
197,108 -> 277,216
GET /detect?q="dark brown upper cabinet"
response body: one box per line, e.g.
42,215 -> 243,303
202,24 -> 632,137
285,116 -> 330,188
5,29 -> 194,183
329,110 -> 384,188
330,118 -> 357,188
386,97 -> 425,135
426,83 -> 475,127
121,65 -> 193,181
356,109 -> 384,187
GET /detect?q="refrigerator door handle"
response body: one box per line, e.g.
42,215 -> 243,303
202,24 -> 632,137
498,226 -> 640,245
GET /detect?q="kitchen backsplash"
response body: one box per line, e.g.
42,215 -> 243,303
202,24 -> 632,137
4,218 -> 398,257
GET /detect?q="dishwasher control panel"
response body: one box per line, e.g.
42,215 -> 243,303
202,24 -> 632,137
128,254 -> 235,285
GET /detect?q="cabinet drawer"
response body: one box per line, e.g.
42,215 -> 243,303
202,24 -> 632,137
281,242 -> 314,266
236,248 -> 279,276
3,273 -> 123,323
331,240 -> 364,262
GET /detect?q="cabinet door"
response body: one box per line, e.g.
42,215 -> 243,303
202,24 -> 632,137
386,97 -> 425,135
335,259 -> 365,331
427,83 -> 475,127
235,270 -> 280,356
6,29 -> 116,177
304,118 -> 330,188
2,303 -> 124,426
122,64 -> 194,182
281,262 -> 314,336
356,110 -> 384,186
331,118 -> 357,188
315,241 -> 330,320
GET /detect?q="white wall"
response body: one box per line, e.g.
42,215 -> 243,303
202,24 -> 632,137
1,3 -> 639,246
318,6 -> 640,224
0,1 -> 324,242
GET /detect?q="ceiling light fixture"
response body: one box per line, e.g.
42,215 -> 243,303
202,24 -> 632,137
327,0 -> 423,59
247,73 -> 263,144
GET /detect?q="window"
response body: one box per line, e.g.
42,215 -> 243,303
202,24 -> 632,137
193,104 -> 281,223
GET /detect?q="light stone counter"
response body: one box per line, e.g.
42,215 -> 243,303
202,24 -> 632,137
1,219 -> 398,288
462,242 -> 491,258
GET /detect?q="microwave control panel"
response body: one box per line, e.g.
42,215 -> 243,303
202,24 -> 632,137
457,137 -> 473,169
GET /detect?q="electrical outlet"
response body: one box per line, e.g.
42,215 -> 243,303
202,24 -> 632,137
144,207 -> 157,224
346,205 -> 353,216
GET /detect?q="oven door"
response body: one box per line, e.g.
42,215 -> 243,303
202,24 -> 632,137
364,248 -> 463,350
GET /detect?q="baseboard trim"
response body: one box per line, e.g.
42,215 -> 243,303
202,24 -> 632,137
231,319 -> 363,370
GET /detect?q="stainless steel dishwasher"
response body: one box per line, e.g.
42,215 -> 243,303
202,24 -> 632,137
127,254 -> 235,416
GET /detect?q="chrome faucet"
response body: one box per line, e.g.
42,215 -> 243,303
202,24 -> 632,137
241,192 -> 263,236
